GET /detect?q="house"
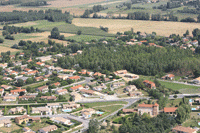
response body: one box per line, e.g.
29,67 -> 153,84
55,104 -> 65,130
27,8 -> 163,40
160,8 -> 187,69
24,68 -> 32,72
70,92 -> 82,101
161,74 -> 175,80
143,80 -> 156,89
8,107 -> 26,114
23,127 -> 31,132
81,108 -> 96,119
19,53 -> 24,57
172,126 -> 197,133
36,62 -> 45,66
31,107 -> 52,115
112,82 -> 125,88
193,77 -> 200,84
68,76 -> 80,81
0,63 -> 7,68
122,109 -> 137,113
36,86 -> 48,93
125,85 -> 137,92
57,75 -> 68,80
70,85 -> 83,91
129,91 -> 142,96
0,119 -> 12,127
15,76 -> 29,83
44,65 -> 53,70
93,72 -> 106,78
163,107 -> 178,115
139,32 -> 147,38
55,89 -> 68,95
19,95 -> 36,100
77,50 -> 83,54
1,85 -> 12,90
87,81 -> 97,87
35,76 -> 44,82
40,96 -> 57,101
3,96 -> 16,101
80,89 -> 94,95
62,102 -> 80,109
50,117 -> 71,125
0,89 -> 4,96
10,89 -> 26,95
9,55 -> 15,59
39,125 -> 57,133
47,103 -> 61,108
15,115 -> 29,124
137,103 -> 159,117
93,85 -> 107,91
114,70 -> 127,75
51,82 -> 60,87
63,69 -> 76,74
78,71 -> 93,76
2,77 -> 12,81
27,70 -> 38,76
191,40 -> 198,46
53,67 -> 63,72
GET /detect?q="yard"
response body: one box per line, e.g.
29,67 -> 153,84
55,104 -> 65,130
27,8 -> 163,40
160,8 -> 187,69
0,122 -> 21,133
82,101 -> 127,108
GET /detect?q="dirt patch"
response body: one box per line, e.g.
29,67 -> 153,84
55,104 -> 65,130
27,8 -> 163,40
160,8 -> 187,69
72,18 -> 200,36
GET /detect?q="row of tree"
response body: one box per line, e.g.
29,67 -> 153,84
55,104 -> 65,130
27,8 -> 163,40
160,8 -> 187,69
81,5 -> 108,18
3,26 -> 40,35
0,0 -> 21,6
20,1 -> 47,6
0,9 -> 73,23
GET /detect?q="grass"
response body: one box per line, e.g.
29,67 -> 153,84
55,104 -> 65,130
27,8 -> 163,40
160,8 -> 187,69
28,118 -> 50,131
0,122 -> 21,133
72,18 -> 200,36
22,81 -> 49,89
82,101 -> 127,107
65,34 -> 114,42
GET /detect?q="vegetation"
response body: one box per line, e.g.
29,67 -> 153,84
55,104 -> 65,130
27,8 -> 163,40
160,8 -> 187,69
20,1 -> 47,6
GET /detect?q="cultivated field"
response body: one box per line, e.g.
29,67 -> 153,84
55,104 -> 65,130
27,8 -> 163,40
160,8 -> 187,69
72,18 -> 200,36
0,46 -> 19,53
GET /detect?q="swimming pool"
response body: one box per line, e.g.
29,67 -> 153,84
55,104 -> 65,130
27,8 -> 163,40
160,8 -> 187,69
96,111 -> 104,115
192,108 -> 197,110
83,94 -> 90,97
62,109 -> 72,112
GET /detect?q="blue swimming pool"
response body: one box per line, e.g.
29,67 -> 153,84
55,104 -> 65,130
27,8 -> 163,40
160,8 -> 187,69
62,109 -> 72,112
189,99 -> 193,102
83,94 -> 90,97
192,108 -> 197,110
96,111 -> 104,115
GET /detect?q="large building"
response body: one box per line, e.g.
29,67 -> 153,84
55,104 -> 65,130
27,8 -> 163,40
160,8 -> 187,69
172,126 -> 197,133
137,103 -> 159,117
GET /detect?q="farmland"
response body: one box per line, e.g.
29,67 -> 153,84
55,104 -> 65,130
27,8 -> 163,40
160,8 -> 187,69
72,18 -> 200,36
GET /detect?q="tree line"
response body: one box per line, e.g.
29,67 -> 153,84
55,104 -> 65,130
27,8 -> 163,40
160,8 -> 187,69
0,9 -> 73,24
20,1 -> 47,6
81,5 -> 108,18
0,0 -> 21,6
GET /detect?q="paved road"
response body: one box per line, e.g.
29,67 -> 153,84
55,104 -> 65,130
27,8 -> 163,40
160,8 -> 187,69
169,93 -> 200,99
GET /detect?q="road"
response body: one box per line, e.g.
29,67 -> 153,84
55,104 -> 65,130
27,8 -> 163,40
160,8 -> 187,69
169,93 -> 200,99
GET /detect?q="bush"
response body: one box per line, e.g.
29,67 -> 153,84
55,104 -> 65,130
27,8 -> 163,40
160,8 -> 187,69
77,30 -> 82,35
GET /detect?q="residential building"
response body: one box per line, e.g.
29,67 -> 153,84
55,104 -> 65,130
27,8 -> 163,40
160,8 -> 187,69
63,69 -> 76,74
27,70 -> 38,76
163,107 -> 178,115
1,85 -> 12,90
81,108 -> 96,119
10,89 -> 26,95
15,115 -> 29,124
161,74 -> 175,80
0,63 -> 7,68
57,75 -> 68,80
40,96 -> 57,101
172,126 -> 197,133
31,107 -> 52,115
0,119 -> 12,127
35,76 -> 44,82
8,107 -> 26,114
70,92 -> 82,101
23,127 -> 31,132
137,103 -> 159,117
93,85 -> 107,91
0,89 -> 4,96
36,62 -> 45,66
77,50 -> 83,54
36,86 -> 48,93
19,95 -> 36,100
114,70 -> 127,75
3,96 -> 16,101
39,125 -> 57,133
55,89 -> 68,95
70,85 -> 83,91
80,89 -> 94,95
68,76 -> 80,81
112,82 -> 125,88
15,76 -> 29,83
143,80 -> 156,89
125,85 -> 137,92
50,117 -> 71,125
51,82 -> 60,87
62,102 -> 80,109
122,109 -> 137,113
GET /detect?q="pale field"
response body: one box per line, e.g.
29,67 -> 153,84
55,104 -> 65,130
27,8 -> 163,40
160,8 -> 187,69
88,1 -> 122,7
90,12 -> 127,17
43,0 -> 108,7
0,46 -> 19,53
12,22 -> 38,27
72,18 -> 200,36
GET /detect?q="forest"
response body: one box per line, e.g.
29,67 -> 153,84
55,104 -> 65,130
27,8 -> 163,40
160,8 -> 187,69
0,9 -> 73,24
56,44 -> 200,76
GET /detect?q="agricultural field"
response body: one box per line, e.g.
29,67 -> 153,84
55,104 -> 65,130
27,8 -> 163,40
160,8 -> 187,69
83,101 -> 127,107
72,18 -> 200,36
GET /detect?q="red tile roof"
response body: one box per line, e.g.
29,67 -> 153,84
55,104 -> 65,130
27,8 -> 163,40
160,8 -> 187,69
172,126 -> 196,133
138,103 -> 159,108
164,107 -> 178,113
70,85 -> 83,90
68,76 -> 80,80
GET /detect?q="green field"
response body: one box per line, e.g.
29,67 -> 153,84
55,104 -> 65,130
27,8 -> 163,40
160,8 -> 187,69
83,101 -> 127,107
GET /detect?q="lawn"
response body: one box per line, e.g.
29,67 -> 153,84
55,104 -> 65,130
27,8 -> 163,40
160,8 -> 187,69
0,122 -> 21,133
82,101 -> 127,107
65,34 -> 114,42
22,81 -> 49,89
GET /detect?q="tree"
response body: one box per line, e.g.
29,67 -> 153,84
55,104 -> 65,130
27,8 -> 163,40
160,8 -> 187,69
0,38 -> 4,43
88,119 -> 100,133
50,27 -> 60,39
17,79 -> 24,87
173,94 -> 177,99
26,78 -> 33,84
77,30 -> 82,35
